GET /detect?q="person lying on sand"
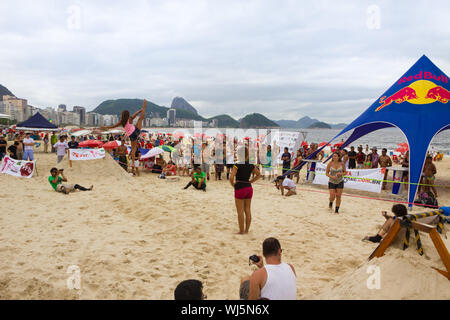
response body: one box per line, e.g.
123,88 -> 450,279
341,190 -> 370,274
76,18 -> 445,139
48,167 -> 93,194
362,204 -> 407,243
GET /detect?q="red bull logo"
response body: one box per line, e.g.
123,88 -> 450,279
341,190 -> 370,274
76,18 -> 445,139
375,75 -> 450,112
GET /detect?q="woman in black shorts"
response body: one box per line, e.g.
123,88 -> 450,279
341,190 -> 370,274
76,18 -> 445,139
326,152 -> 346,213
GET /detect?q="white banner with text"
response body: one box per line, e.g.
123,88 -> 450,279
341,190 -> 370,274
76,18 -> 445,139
69,148 -> 106,161
313,163 -> 384,193
0,156 -> 36,178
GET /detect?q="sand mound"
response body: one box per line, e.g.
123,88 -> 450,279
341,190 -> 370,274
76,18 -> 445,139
314,231 -> 450,300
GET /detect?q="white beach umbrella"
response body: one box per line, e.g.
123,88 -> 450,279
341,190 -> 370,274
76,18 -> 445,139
71,129 -> 92,137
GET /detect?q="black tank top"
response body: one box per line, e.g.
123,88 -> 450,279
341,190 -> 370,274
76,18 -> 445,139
234,164 -> 255,190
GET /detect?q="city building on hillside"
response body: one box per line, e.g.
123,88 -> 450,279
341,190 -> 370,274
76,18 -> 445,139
73,106 -> 86,125
0,95 -> 28,121
167,108 -> 176,127
57,104 -> 67,112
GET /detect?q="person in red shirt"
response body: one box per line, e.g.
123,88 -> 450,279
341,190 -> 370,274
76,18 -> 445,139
162,160 -> 177,176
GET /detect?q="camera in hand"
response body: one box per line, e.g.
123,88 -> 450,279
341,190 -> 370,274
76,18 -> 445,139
249,255 -> 260,263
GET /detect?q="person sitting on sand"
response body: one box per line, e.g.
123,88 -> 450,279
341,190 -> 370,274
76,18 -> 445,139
183,166 -> 206,191
245,237 -> 297,300
48,167 -> 93,194
420,155 -> 438,197
162,160 -> 177,176
362,204 -> 408,243
174,279 -> 206,300
275,175 -> 297,197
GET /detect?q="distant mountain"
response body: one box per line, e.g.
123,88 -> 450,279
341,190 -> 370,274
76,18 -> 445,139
308,121 -> 331,129
275,120 -> 298,128
207,114 -> 240,128
171,97 -> 198,114
0,84 -> 14,100
276,116 -> 347,129
330,123 -> 347,129
275,116 -> 319,129
93,98 -> 204,121
239,113 -> 280,128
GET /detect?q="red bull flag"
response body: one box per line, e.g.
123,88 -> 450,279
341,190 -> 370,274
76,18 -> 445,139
285,55 -> 450,208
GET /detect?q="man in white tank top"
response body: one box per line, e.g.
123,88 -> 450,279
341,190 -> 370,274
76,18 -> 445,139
248,237 -> 297,300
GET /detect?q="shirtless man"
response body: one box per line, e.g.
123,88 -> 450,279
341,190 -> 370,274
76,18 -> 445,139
420,155 -> 438,197
116,138 -> 128,172
379,148 -> 393,190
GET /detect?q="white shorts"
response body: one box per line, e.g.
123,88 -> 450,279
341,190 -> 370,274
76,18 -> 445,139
134,160 -> 140,168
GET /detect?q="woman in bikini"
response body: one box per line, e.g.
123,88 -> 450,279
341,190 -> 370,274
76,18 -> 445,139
364,154 -> 373,169
100,100 -> 147,168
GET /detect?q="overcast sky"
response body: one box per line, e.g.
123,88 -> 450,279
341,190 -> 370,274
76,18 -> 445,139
1,0 -> 449,123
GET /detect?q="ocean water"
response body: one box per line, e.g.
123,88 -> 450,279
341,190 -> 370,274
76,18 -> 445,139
144,127 -> 450,153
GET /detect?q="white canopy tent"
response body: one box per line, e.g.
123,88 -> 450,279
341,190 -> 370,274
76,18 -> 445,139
0,113 -> 11,119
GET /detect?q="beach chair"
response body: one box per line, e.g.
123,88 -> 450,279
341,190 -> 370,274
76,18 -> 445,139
368,209 -> 450,280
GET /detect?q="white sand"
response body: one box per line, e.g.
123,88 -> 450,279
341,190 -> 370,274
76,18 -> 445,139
0,146 -> 449,299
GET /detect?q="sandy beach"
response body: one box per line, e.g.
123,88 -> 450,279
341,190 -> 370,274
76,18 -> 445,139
0,145 -> 449,300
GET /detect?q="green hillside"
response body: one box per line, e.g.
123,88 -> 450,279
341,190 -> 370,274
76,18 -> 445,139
308,121 -> 331,129
207,114 -> 240,128
239,113 -> 280,128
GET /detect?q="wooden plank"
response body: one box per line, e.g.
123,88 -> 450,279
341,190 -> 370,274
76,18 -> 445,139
411,221 -> 435,233
432,267 -> 449,280
369,219 -> 401,260
429,228 -> 450,280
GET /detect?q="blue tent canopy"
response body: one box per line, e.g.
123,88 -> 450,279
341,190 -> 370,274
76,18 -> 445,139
287,55 -> 450,208
16,112 -> 58,130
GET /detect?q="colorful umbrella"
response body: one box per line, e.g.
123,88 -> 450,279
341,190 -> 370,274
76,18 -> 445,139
158,145 -> 175,152
141,147 -> 164,159
78,140 -> 104,148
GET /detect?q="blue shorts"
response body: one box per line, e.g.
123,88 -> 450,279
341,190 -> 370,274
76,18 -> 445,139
22,149 -> 34,161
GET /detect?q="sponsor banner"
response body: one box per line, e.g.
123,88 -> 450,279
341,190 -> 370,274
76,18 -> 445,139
69,148 -> 105,161
0,156 -> 35,178
313,163 -> 384,193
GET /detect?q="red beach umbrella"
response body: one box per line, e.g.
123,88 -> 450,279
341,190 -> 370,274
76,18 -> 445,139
79,140 -> 104,148
395,147 -> 408,154
102,140 -> 122,149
